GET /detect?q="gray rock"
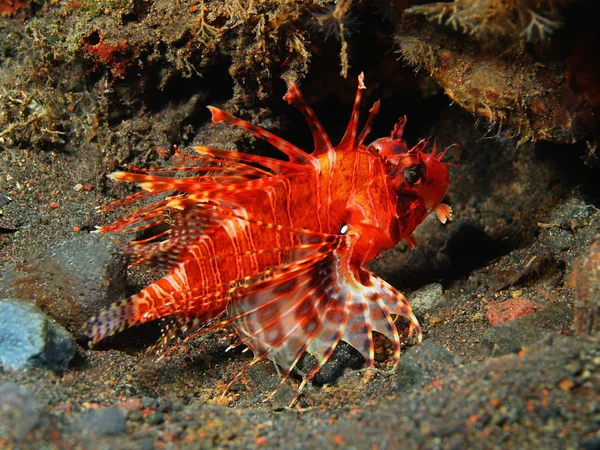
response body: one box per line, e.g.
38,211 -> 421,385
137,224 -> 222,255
75,407 -> 127,437
0,234 -> 127,339
147,411 -> 164,425
481,302 -> 573,357
0,298 -> 77,372
0,382 -> 42,441
408,283 -> 444,318
295,341 -> 364,386
0,193 -> 10,207
481,326 -> 541,357
141,396 -> 159,409
396,339 -> 463,389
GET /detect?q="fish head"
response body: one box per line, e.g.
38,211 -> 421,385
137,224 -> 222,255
368,118 -> 452,244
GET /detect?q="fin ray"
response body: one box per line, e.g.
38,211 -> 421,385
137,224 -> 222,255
283,82 -> 333,154
208,106 -> 316,165
338,72 -> 366,149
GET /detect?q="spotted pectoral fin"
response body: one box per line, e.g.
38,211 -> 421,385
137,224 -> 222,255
224,235 -> 347,356
340,268 -> 421,370
221,239 -> 421,404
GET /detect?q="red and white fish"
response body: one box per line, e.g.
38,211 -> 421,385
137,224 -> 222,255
87,73 -> 451,403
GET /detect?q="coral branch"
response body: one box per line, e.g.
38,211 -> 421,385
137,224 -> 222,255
406,0 -> 567,41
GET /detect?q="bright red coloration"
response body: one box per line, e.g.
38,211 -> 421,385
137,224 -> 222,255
0,0 -> 27,17
87,73 -> 451,404
485,298 -> 538,326
84,31 -> 131,79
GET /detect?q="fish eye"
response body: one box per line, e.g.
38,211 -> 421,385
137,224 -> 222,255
403,164 -> 422,185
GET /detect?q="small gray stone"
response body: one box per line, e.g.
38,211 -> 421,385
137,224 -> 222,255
408,283 -> 444,317
295,341 -> 364,385
147,411 -> 164,425
157,397 -> 173,413
481,326 -> 537,357
396,339 -> 462,389
0,382 -> 42,441
546,228 -> 575,252
75,407 -> 126,437
127,410 -> 144,422
0,193 -> 10,207
142,396 -> 159,409
0,299 -> 77,372
138,437 -> 157,450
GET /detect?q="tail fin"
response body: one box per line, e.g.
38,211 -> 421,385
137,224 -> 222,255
86,294 -> 141,345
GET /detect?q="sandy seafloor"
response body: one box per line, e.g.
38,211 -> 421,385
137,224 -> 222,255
0,1 -> 599,449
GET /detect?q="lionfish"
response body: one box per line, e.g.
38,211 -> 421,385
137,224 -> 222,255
87,73 -> 451,404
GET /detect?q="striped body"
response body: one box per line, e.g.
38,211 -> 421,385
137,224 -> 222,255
87,73 -> 451,404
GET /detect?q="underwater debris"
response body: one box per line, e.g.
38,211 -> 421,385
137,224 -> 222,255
316,0 -> 355,77
396,21 -> 595,144
405,0 -> 569,41
0,89 -> 67,147
192,0 -> 222,44
396,0 -> 598,145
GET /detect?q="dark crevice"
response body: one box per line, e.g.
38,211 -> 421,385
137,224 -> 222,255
535,141 -> 600,207
86,30 -> 101,46
81,321 -> 162,353
143,59 -> 233,114
442,223 -> 517,285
